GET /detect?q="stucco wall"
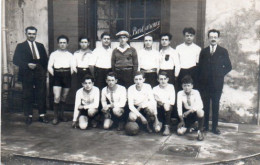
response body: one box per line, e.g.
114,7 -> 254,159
5,0 -> 48,74
205,0 -> 260,123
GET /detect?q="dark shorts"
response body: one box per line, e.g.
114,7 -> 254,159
183,109 -> 197,128
115,68 -> 134,88
54,69 -> 71,88
79,109 -> 89,117
178,66 -> 198,90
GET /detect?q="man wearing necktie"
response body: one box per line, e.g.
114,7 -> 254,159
13,26 -> 49,125
198,29 -> 232,135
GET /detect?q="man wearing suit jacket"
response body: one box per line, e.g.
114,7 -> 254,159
13,26 -> 49,125
198,29 -> 232,135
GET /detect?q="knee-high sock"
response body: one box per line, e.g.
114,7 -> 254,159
198,117 -> 204,131
165,110 -> 172,125
53,103 -> 59,119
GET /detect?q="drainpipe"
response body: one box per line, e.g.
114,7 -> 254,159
2,0 -> 8,74
257,32 -> 260,125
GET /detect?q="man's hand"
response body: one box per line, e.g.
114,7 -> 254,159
72,121 -> 77,128
28,63 -> 37,70
178,121 -> 185,129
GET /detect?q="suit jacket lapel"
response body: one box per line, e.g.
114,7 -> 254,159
24,41 -> 33,57
206,46 -> 211,55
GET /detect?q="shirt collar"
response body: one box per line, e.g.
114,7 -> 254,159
117,44 -> 130,53
101,45 -> 111,51
27,40 -> 35,45
210,44 -> 217,51
182,89 -> 195,96
80,49 -> 92,54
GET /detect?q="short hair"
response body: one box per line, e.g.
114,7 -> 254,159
134,71 -> 145,79
183,27 -> 196,35
106,72 -> 118,80
25,26 -> 37,33
82,74 -> 94,83
158,71 -> 169,78
78,36 -> 90,42
144,34 -> 153,39
160,33 -> 172,40
181,75 -> 193,84
57,35 -> 69,43
101,32 -> 111,39
208,29 -> 220,37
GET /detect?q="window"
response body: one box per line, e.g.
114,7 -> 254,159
97,0 -> 161,40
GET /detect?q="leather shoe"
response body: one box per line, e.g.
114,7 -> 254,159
25,117 -> 32,125
212,128 -> 221,135
38,116 -> 49,123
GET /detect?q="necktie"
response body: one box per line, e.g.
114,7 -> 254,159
30,41 -> 37,59
210,46 -> 215,55
187,94 -> 191,106
110,91 -> 114,103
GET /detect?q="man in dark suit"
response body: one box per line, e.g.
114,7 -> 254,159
13,26 -> 49,125
198,29 -> 232,135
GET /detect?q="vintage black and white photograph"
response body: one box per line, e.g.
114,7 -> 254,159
1,0 -> 260,164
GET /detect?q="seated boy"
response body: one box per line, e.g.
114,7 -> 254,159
177,75 -> 204,141
72,74 -> 100,129
153,71 -> 175,135
101,72 -> 127,130
128,71 -> 162,133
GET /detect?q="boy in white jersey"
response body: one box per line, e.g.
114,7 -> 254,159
90,32 -> 112,90
101,72 -> 127,130
138,34 -> 160,87
177,75 -> 204,141
73,36 -> 93,89
48,35 -> 75,125
72,74 -> 100,129
176,27 -> 201,90
153,71 -> 175,135
159,33 -> 180,86
128,71 -> 162,133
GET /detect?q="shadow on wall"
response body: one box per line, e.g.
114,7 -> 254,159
217,8 -> 260,124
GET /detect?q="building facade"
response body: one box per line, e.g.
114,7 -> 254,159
2,0 -> 260,124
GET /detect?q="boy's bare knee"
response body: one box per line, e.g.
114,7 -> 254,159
197,109 -> 204,118
113,108 -> 123,117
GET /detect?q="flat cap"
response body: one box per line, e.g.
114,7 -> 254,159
116,30 -> 130,37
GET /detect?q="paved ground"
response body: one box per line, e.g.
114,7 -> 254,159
1,111 -> 260,165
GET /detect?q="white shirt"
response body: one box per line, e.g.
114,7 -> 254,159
73,87 -> 100,121
27,41 -> 40,59
73,49 -> 93,68
159,47 -> 180,77
153,84 -> 175,105
176,43 -> 201,69
128,83 -> 156,115
101,85 -> 127,108
48,50 -> 74,69
177,89 -> 203,116
90,46 -> 113,69
138,48 -> 160,71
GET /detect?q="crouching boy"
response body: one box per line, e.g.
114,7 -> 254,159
177,75 -> 204,141
153,71 -> 176,135
72,74 -> 100,129
128,71 -> 162,133
101,72 -> 127,130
